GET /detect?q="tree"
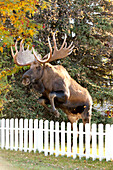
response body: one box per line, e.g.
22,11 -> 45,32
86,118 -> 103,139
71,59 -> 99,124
33,0 -> 113,103
0,0 -> 50,112
0,0 -> 113,120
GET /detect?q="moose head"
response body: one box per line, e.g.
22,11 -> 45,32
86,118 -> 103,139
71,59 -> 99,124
11,33 -> 92,126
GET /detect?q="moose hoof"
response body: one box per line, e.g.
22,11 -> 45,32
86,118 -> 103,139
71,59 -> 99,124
54,110 -> 60,118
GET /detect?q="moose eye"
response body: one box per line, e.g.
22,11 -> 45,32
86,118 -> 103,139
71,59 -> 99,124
36,66 -> 41,71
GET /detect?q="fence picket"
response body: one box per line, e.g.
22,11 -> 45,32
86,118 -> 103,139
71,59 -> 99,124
111,125 -> 113,160
0,118 -> 113,162
15,119 -> 18,151
44,120 -> 48,156
85,123 -> 90,159
67,122 -> 71,157
105,124 -> 111,161
50,121 -> 54,155
10,119 -> 14,150
24,119 -> 28,152
92,124 -> 97,160
38,120 -> 43,153
99,124 -> 104,161
19,119 -> 23,151
29,119 -> 33,152
73,123 -> 77,159
6,119 -> 9,150
61,122 -> 65,156
34,119 -> 38,153
55,122 -> 59,157
79,123 -> 83,159
1,119 -> 5,149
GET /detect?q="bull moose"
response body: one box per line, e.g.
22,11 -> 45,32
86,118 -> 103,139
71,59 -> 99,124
11,33 -> 92,126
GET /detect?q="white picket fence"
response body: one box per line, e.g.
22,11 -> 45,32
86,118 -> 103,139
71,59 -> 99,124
0,119 -> 113,161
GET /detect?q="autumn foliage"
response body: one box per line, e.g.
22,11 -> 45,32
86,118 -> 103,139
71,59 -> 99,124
0,0 -> 50,111
0,0 -> 50,49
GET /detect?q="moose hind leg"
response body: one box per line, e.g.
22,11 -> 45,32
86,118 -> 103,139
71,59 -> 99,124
49,91 -> 68,118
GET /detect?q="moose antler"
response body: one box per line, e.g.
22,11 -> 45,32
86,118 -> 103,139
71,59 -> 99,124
11,40 -> 36,66
49,33 -> 75,62
11,38 -> 52,65
11,33 -> 74,66
32,37 -> 52,63
32,33 -> 74,63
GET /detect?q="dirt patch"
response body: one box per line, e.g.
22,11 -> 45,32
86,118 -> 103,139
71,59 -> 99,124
0,156 -> 18,170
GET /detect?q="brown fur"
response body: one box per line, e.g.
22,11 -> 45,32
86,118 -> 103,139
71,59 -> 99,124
22,62 -> 92,125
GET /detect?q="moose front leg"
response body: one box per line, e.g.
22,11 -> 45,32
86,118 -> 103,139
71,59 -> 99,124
49,91 -> 68,118
37,96 -> 52,112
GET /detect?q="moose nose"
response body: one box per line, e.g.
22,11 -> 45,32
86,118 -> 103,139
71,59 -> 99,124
22,75 -> 31,86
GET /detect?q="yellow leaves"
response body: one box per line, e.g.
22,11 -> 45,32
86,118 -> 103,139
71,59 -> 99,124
81,11 -> 84,16
1,71 -> 7,76
70,24 -> 73,29
40,0 -> 50,10
68,30 -> 71,34
0,25 -> 4,30
0,99 -> 4,112
41,3 -> 47,10
0,0 -> 52,113
0,81 -> 11,112
0,47 -> 3,53
2,18 -> 6,23
102,6 -> 105,11
0,0 -> 50,42
10,15 -> 16,23
0,0 -> 50,51
29,30 -> 34,36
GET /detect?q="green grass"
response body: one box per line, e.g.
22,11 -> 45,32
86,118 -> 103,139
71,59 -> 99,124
0,149 -> 113,170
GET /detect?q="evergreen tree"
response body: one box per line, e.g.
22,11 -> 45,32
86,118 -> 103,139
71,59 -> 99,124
34,0 -> 113,104
0,0 -> 113,120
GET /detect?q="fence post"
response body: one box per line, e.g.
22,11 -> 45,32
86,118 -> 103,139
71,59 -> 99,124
55,121 -> 59,157
38,119 -> 43,153
105,124 -> 111,161
50,121 -> 54,155
10,119 -> 14,150
92,124 -> 97,160
6,119 -> 9,150
85,123 -> 90,159
19,119 -> 23,151
1,119 -> 5,149
34,119 -> 38,153
15,119 -> 18,151
44,120 -> 48,156
73,123 -> 77,159
67,122 -> 71,157
111,124 -> 113,161
98,124 -> 104,161
61,122 -> 65,156
24,119 -> 28,152
79,123 -> 83,159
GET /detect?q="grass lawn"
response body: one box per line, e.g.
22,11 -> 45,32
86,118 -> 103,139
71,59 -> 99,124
0,149 -> 113,170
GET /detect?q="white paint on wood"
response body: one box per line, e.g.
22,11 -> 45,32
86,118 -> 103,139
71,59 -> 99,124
0,119 -> 112,162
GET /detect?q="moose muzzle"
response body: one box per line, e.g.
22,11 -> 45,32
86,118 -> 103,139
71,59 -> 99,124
22,76 -> 31,86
